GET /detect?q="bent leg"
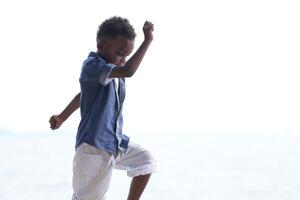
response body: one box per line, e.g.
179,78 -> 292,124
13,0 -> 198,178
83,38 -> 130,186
127,174 -> 151,200
115,142 -> 159,200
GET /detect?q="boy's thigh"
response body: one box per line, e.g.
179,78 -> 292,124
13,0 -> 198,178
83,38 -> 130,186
73,143 -> 114,200
115,142 -> 159,177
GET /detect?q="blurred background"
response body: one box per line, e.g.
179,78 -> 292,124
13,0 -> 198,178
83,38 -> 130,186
0,0 -> 299,199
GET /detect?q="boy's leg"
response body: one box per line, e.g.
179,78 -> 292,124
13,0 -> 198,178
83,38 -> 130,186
72,143 -> 114,200
127,174 -> 151,200
115,142 -> 159,200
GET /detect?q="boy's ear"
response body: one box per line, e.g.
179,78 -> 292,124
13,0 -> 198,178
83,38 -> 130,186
97,39 -> 107,50
97,42 -> 101,50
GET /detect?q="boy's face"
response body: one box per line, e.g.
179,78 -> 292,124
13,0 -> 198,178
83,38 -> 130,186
98,35 -> 134,66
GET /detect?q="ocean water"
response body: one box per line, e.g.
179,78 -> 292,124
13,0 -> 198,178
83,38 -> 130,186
0,132 -> 300,200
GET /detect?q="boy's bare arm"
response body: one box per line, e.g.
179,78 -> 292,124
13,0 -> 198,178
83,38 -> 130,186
109,21 -> 154,78
49,92 -> 80,130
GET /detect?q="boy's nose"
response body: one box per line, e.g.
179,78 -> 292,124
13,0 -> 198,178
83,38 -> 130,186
120,58 -> 126,66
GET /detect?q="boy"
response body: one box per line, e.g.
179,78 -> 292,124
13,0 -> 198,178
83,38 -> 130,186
49,16 -> 158,200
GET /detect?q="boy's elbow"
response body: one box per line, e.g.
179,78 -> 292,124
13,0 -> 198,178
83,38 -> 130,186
124,67 -> 135,77
127,71 -> 135,77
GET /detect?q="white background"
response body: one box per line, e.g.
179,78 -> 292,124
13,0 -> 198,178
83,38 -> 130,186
1,1 -> 300,199
0,0 -> 299,135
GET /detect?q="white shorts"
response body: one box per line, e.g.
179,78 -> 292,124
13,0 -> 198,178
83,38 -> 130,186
72,142 -> 159,200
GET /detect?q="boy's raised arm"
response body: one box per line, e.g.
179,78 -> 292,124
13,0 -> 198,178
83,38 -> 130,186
109,21 -> 154,78
49,92 -> 80,130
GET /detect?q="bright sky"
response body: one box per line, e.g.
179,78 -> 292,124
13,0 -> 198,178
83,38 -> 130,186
0,0 -> 299,135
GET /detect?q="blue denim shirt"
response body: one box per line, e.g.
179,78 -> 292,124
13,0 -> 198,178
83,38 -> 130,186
76,52 -> 129,155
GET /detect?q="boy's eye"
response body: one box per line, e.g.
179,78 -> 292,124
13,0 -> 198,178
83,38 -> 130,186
116,52 -> 125,57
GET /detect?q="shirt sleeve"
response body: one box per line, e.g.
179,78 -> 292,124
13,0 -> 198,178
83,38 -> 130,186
80,59 -> 116,86
99,63 -> 115,86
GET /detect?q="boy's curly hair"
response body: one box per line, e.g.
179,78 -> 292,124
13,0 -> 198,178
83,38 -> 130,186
97,16 -> 136,41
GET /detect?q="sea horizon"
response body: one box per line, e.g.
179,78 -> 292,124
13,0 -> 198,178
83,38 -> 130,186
1,131 -> 300,200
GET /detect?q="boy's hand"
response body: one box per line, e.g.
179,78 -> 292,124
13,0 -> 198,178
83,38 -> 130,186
143,21 -> 154,42
49,115 -> 64,130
